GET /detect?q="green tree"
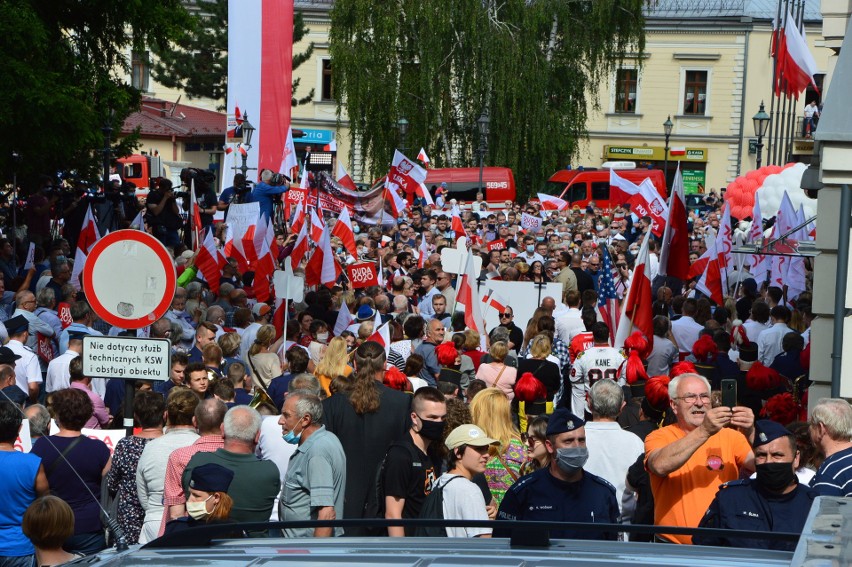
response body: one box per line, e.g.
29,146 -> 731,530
152,2 -> 315,109
0,0 -> 190,186
330,0 -> 647,195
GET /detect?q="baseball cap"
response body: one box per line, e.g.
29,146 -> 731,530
252,303 -> 271,317
445,424 -> 498,450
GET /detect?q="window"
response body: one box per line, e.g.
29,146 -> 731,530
131,51 -> 150,92
614,68 -> 637,113
683,70 -> 707,115
591,182 -> 609,202
566,183 -> 587,203
321,59 -> 334,101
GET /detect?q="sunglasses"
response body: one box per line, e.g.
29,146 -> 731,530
500,313 -> 512,318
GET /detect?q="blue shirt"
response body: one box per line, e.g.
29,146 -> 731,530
811,446 -> 852,496
494,467 -> 618,540
246,182 -> 289,220
0,451 -> 40,556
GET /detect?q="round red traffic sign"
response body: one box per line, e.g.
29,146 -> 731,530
82,230 -> 177,330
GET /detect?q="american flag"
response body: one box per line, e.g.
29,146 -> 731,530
597,246 -> 620,343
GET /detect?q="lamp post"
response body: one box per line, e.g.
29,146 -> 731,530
398,117 -> 409,153
662,115 -> 673,188
102,116 -> 113,194
753,101 -> 771,169
237,113 -> 256,179
477,110 -> 490,195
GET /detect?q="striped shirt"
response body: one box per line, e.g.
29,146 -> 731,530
811,446 -> 852,497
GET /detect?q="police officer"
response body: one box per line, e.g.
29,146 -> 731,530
494,408 -> 618,540
695,420 -> 817,551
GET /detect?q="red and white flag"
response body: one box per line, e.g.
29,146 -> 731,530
417,235 -> 429,269
310,207 -> 325,243
190,180 -> 203,251
289,219 -> 310,268
451,205 -> 466,240
70,205 -> 101,290
417,147 -> 430,166
331,206 -> 358,258
323,140 -> 337,152
290,200 -> 305,234
627,179 -> 669,237
537,193 -> 569,211
336,162 -> 358,191
273,297 -> 286,340
657,165 -> 690,280
695,204 -> 733,304
457,250 -> 485,334
279,126 -> 299,176
237,144 -> 247,157
333,301 -> 354,336
749,197 -> 769,284
387,150 -> 428,196
776,9 -> 819,98
386,183 -> 408,219
196,228 -> 224,296
608,169 -> 641,204
669,147 -> 686,156
367,320 -> 391,356
304,226 -> 340,288
482,290 -> 507,314
253,238 -> 276,303
615,230 -> 655,348
416,182 -> 435,206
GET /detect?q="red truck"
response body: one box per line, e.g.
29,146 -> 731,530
541,162 -> 666,209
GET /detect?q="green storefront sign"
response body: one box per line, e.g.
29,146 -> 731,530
682,170 -> 706,194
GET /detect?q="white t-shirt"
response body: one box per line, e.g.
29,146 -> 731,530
436,473 -> 491,538
570,346 -> 626,416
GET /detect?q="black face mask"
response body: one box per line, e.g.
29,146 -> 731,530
416,416 -> 445,441
755,462 -> 797,493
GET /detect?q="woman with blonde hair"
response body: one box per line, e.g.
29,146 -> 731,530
475,341 -> 517,400
248,324 -> 284,391
315,337 -> 353,396
469,388 -> 526,506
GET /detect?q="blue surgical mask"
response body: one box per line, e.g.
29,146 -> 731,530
526,245 -> 535,253
353,225 -> 361,234
282,423 -> 303,445
336,247 -> 344,254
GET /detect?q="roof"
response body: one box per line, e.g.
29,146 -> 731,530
121,97 -> 225,140
645,0 -> 822,23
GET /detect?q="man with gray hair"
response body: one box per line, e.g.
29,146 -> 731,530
289,374 -> 323,398
182,405 -> 280,523
583,379 -> 644,527
809,398 -> 852,496
279,390 -> 346,537
24,404 -> 51,442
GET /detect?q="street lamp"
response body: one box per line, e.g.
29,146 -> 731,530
753,101 -> 771,169
237,113 -> 256,179
662,115 -> 673,187
477,110 -> 490,195
397,117 -> 409,153
102,110 -> 114,194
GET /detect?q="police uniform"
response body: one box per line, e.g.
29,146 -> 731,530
694,421 -> 817,551
5,315 -> 41,398
494,409 -> 619,541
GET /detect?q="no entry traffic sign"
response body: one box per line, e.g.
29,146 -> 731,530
82,230 -> 177,330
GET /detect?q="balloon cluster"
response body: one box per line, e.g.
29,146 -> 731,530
723,162 -> 816,222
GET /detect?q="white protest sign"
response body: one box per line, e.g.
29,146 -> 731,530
440,237 -> 482,276
23,243 -> 35,270
481,280 -> 564,338
14,420 -> 31,452
225,202 -> 261,255
521,212 -> 543,233
81,428 -> 126,455
82,336 -> 171,381
273,257 -> 305,303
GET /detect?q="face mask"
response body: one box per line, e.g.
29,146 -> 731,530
430,224 -> 437,231
416,415 -> 445,441
186,496 -> 213,520
282,422 -> 304,445
353,225 -> 361,234
596,224 -> 605,231
755,461 -> 797,492
336,247 -> 344,255
316,332 -> 329,343
555,446 -> 588,475
357,247 -> 366,256
526,245 -> 535,253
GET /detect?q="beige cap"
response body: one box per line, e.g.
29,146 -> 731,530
445,424 -> 497,450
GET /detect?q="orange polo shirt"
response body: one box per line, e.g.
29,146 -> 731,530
645,424 -> 751,544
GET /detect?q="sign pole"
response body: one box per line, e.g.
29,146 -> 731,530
123,382 -> 135,437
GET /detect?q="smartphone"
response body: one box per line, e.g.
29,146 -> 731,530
721,379 -> 737,408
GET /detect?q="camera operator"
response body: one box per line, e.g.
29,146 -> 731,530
247,169 -> 290,221
217,174 -> 250,220
25,176 -> 59,248
181,169 -> 218,233
93,176 -> 138,234
58,181 -> 92,253
146,178 -> 183,249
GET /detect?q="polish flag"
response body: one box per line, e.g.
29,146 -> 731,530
417,235 -> 429,269
695,238 -> 726,305
304,227 -> 340,288
289,219 -> 310,268
323,140 -> 337,152
253,239 -> 276,303
777,9 -> 819,98
749,197 -> 769,284
333,301 -> 354,336
336,162 -> 358,191
615,231 -> 654,348
417,147 -> 430,166
290,200 -> 305,234
237,144 -> 247,157
241,225 -> 259,264
416,182 -> 435,206
627,179 -> 669,237
70,205 -> 101,290
457,250 -> 484,334
367,320 -> 392,356
299,171 -> 309,189
386,150 -> 428,196
608,169 -> 642,204
482,290 -> 507,314
669,147 -> 686,156
273,297 -> 286,340
190,180 -> 203,251
386,183 -> 408,219
330,206 -> 358,258
280,127 -> 299,176
223,145 -> 234,155
222,223 -> 247,270
769,192 -> 797,289
310,207 -> 325,243
537,193 -> 569,211
657,165 -> 690,281
195,229 -> 224,296
451,205 -> 467,240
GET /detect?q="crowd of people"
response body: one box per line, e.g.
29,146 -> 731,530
0,167 -> 846,565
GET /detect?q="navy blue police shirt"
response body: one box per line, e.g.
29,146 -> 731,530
494,467 -> 619,540
695,478 -> 816,551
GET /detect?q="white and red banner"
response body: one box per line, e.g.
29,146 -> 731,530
336,162 -> 358,191
537,193 -> 569,211
387,150 -> 428,196
345,262 -> 379,289
70,205 -> 101,290
775,9 -> 819,98
227,0 -> 294,178
487,239 -> 507,251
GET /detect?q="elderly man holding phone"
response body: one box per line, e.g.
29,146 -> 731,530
644,373 -> 754,544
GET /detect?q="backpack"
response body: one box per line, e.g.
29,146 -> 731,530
362,442 -> 421,536
413,475 -> 462,537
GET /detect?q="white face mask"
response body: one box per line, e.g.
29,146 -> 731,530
430,224 -> 437,231
316,332 -> 329,343
186,495 -> 213,520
